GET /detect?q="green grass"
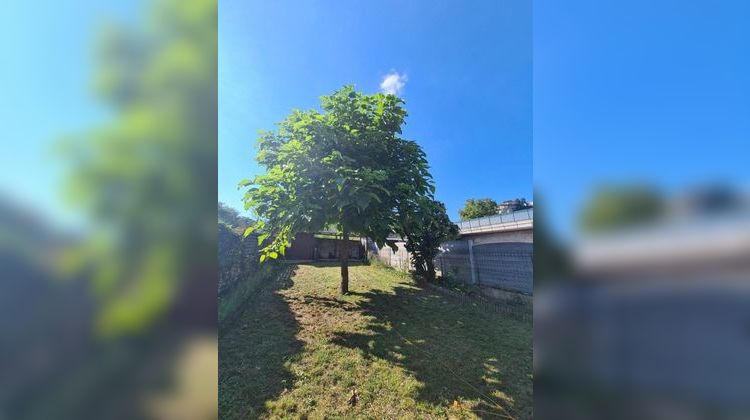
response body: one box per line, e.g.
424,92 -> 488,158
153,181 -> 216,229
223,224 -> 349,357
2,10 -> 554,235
219,262 -> 285,326
219,263 -> 532,419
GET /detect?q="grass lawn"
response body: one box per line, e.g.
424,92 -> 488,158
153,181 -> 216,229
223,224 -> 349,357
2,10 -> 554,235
219,263 -> 532,419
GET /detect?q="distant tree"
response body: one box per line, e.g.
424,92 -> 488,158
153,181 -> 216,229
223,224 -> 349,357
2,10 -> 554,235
458,198 -> 499,220
400,198 -> 458,283
579,185 -> 664,233
218,202 -> 253,231
241,85 -> 434,294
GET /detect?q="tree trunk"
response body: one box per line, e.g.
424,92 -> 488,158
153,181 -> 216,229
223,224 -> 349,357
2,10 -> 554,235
426,259 -> 436,283
340,229 -> 350,294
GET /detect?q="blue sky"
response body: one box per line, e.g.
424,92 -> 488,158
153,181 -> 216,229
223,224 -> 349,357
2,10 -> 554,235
6,0 -> 747,237
0,0 -> 139,229
219,0 -> 532,222
535,0 -> 750,239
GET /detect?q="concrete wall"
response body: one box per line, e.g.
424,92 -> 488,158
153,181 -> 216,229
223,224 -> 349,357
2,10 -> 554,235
467,229 -> 533,246
471,242 -> 533,293
369,239 -> 411,271
368,227 -> 534,295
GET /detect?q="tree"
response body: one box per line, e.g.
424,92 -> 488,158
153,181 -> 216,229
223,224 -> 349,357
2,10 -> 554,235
218,202 -> 253,231
458,198 -> 499,220
241,86 -> 434,294
400,198 -> 458,283
579,185 -> 664,233
62,0 -> 217,337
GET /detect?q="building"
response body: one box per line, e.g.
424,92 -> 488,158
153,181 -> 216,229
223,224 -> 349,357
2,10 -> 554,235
283,232 -> 365,262
441,208 -> 533,295
496,198 -> 533,215
370,208 -> 534,295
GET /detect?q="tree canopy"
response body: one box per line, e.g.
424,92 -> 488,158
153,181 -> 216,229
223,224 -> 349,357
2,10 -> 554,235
458,198 -> 499,220
579,185 -> 664,233
400,198 -> 458,282
219,202 -> 253,231
241,85 -> 435,293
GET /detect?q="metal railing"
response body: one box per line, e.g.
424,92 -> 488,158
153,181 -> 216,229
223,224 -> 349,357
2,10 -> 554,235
457,208 -> 533,235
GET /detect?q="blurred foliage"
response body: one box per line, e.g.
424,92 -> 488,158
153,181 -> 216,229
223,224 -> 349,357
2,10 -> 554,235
679,184 -> 745,215
458,198 -> 499,220
60,0 -> 217,338
578,185 -> 664,234
532,192 -> 570,282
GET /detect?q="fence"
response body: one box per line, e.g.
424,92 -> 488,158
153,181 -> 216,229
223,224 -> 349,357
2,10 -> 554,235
367,237 -> 412,271
435,241 -> 533,295
369,235 -> 534,295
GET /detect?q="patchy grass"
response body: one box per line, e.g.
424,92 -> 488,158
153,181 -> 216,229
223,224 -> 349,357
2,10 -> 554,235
431,277 -> 533,313
219,263 -> 532,419
219,262 -> 285,326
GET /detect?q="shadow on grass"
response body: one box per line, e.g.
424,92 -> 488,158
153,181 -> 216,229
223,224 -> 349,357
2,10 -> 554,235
295,260 -> 369,268
299,295 -> 360,311
218,265 -> 304,419
331,280 -> 533,419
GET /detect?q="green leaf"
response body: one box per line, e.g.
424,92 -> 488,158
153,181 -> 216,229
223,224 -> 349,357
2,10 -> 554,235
356,195 -> 370,209
240,85 -> 436,272
259,254 -> 266,263
243,226 -> 255,237
334,176 -> 345,191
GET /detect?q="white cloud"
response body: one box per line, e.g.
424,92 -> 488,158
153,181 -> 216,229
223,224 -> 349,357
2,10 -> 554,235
379,72 -> 408,95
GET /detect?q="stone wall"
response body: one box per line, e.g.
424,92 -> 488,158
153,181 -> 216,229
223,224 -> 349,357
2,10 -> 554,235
218,223 -> 258,296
